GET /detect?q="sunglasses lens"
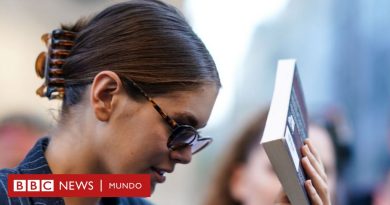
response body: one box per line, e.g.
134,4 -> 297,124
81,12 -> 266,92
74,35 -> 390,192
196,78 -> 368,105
169,126 -> 196,150
191,138 -> 212,154
168,126 -> 212,154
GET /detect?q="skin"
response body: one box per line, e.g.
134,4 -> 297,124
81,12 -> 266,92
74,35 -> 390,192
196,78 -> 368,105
230,126 -> 333,205
230,148 -> 281,205
309,125 -> 336,203
272,139 -> 331,205
373,171 -> 390,205
45,71 -> 218,205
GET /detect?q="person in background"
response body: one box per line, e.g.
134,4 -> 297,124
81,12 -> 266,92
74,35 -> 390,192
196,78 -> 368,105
204,110 -> 336,205
372,125 -> 390,205
0,114 -> 48,168
373,169 -> 390,205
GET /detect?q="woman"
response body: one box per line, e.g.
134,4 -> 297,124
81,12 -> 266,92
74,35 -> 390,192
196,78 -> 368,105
0,0 -> 329,204
204,110 -> 334,205
1,1 -> 219,204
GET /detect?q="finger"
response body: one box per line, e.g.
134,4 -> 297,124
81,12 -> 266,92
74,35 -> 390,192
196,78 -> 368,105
302,157 -> 329,204
304,139 -> 322,164
302,144 -> 327,182
305,180 -> 323,205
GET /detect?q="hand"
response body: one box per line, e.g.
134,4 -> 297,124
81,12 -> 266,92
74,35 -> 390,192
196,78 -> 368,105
275,139 -> 331,205
301,139 -> 331,205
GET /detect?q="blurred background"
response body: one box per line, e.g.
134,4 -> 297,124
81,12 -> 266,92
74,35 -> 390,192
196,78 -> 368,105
1,0 -> 390,205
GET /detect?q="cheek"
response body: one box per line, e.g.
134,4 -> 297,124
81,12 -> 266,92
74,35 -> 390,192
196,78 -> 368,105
247,161 -> 280,190
123,126 -> 169,165
244,153 -> 281,203
98,113 -> 170,173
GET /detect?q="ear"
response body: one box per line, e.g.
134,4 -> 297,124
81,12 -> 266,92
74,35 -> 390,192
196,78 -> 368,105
90,71 -> 123,122
229,165 -> 248,202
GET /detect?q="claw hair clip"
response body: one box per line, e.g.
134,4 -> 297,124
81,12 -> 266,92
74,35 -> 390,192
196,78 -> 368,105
35,29 -> 76,100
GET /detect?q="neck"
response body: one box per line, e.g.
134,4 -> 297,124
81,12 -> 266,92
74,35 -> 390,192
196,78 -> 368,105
45,131 -> 104,174
45,133 -> 103,205
44,104 -> 110,205
45,105 -> 106,174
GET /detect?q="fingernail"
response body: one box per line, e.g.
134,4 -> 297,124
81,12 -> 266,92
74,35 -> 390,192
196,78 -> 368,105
307,179 -> 312,186
309,180 -> 316,192
305,180 -> 313,192
301,145 -> 308,154
302,156 -> 308,163
304,145 -> 310,152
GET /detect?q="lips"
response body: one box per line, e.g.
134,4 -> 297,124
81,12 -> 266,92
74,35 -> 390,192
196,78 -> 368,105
151,167 -> 167,183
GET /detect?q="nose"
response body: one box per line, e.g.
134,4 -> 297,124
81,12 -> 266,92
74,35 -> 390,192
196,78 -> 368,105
169,145 -> 192,164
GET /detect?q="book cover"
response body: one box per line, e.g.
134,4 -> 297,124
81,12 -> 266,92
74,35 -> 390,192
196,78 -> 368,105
260,59 -> 310,205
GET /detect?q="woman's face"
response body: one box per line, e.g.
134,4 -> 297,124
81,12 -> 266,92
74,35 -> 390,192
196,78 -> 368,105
94,84 -> 218,191
230,147 -> 281,205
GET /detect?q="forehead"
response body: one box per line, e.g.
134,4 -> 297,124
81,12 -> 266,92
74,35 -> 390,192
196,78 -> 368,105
152,85 -> 218,129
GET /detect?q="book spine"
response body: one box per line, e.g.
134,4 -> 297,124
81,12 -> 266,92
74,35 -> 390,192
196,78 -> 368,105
284,67 -> 310,204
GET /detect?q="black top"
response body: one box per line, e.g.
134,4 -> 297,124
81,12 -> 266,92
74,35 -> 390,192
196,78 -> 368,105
0,137 -> 152,205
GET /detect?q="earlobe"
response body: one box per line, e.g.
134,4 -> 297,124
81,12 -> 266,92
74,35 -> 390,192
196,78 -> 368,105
90,71 -> 123,122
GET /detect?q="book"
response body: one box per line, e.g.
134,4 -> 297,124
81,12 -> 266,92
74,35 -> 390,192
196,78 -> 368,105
260,59 -> 310,205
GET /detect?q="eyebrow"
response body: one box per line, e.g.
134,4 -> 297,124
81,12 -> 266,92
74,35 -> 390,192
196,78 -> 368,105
171,112 -> 204,129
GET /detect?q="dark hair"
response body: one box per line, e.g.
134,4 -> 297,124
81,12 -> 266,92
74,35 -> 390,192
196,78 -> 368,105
57,0 -> 220,112
203,110 -> 268,205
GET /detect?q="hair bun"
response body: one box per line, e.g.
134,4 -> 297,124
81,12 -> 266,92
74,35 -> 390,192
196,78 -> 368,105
35,29 -> 76,100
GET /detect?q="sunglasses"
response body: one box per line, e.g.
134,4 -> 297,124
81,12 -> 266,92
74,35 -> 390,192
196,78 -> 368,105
122,77 -> 213,155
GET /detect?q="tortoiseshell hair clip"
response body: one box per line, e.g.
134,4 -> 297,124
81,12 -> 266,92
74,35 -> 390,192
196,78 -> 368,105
35,29 -> 76,100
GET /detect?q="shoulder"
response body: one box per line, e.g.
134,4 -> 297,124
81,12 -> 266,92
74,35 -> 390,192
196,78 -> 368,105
0,167 -> 19,191
119,197 -> 154,205
0,168 -> 19,205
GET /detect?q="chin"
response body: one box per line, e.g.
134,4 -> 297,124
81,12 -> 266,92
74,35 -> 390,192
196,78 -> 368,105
150,181 -> 157,194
